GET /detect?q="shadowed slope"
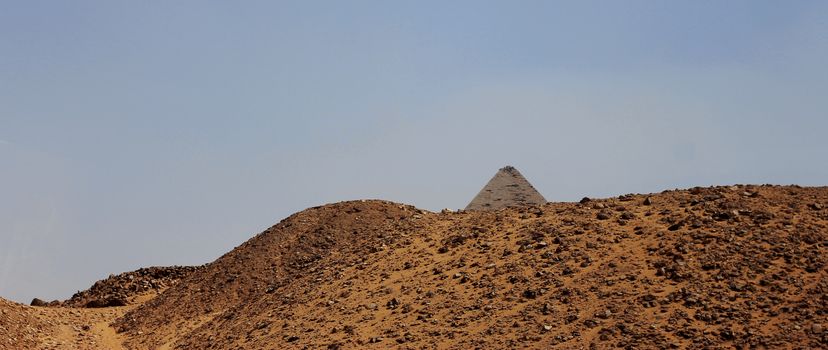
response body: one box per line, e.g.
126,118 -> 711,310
114,200 -> 428,349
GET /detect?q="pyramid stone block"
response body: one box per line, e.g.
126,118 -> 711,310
465,166 -> 547,211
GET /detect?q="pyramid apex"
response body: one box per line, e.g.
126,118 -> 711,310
465,166 -> 546,211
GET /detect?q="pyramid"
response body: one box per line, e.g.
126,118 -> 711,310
465,166 -> 547,211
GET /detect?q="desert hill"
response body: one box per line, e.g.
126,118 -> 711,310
114,200 -> 425,349
30,266 -> 202,309
2,185 -> 827,349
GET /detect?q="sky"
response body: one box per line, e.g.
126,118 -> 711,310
2,1 -> 827,303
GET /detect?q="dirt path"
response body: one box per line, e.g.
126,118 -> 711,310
42,306 -> 129,350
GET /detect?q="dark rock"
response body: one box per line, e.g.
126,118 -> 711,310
720,328 -> 735,340
86,298 -> 127,308
523,289 -> 538,299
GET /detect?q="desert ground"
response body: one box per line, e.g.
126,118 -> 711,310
2,184 -> 827,349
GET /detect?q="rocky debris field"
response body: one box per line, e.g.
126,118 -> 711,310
1,297 -> 129,350
32,266 -> 202,308
3,185 -> 827,349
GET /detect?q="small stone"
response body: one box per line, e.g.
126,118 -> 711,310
543,325 -> 553,331
720,329 -> 735,340
522,289 -> 538,299
643,197 -> 653,205
813,323 -> 824,334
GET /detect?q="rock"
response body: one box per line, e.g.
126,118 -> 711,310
596,211 -> 612,220
523,289 -> 538,299
813,323 -> 824,334
720,328 -> 735,340
85,298 -> 126,308
579,197 -> 592,204
30,298 -> 47,307
643,197 -> 653,205
712,212 -> 733,221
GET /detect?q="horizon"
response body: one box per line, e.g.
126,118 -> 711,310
3,1 -> 828,303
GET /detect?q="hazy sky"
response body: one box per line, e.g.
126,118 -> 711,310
2,1 -> 827,303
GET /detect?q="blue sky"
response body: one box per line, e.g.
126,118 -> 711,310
2,1 -> 827,302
